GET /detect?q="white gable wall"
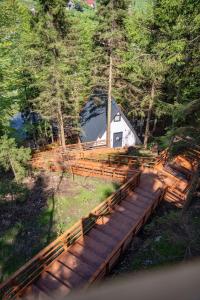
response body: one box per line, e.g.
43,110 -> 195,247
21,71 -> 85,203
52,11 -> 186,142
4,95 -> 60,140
98,116 -> 137,147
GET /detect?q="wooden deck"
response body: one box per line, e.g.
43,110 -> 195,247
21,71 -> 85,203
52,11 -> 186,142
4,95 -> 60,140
0,170 -> 165,300
154,150 -> 199,207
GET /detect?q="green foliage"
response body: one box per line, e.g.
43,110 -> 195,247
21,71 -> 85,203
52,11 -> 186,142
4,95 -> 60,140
153,0 -> 200,138
0,135 -> 31,181
0,180 -> 29,203
92,0 -> 131,100
0,0 -> 199,159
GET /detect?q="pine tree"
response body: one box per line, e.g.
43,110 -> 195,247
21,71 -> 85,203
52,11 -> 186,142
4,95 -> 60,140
153,0 -> 200,141
92,0 -> 131,146
28,1 -> 96,147
28,0 -> 71,150
123,2 -> 167,148
0,0 -> 30,135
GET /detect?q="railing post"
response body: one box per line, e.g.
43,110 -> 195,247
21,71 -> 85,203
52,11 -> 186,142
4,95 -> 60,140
81,218 -> 84,238
107,199 -> 112,213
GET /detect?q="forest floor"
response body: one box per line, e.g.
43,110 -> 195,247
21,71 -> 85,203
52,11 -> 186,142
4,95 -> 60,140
108,192 -> 200,279
0,171 -> 119,282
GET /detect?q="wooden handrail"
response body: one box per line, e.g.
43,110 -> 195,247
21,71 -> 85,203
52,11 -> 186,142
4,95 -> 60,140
64,140 -> 107,151
79,154 -> 156,166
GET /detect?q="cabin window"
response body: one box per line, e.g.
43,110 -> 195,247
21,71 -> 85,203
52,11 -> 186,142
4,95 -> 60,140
114,113 -> 121,122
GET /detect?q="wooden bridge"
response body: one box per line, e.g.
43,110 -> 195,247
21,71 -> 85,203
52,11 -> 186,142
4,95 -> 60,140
1,141 -> 199,299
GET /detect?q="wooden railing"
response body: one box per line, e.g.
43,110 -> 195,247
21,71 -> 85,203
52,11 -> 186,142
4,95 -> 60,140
64,140 -> 107,152
0,172 -> 141,300
79,154 -> 157,168
32,140 -> 107,155
71,163 -> 135,182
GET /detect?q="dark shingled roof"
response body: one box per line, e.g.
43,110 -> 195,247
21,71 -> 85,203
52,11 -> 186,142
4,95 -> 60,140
80,91 -> 141,144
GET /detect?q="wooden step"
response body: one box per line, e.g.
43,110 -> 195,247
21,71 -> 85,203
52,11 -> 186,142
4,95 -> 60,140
134,187 -> 158,200
47,261 -> 86,289
87,227 -> 119,248
77,236 -> 110,259
68,243 -> 105,269
35,270 -> 71,298
57,251 -> 96,280
96,215 -> 134,234
114,204 -> 140,221
123,197 -> 149,212
23,284 -> 49,300
95,219 -> 129,241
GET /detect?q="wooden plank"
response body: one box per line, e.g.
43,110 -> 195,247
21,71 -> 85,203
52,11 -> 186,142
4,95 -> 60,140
77,236 -> 110,259
113,205 -> 139,222
121,197 -> 148,212
68,243 -> 104,269
46,261 -> 86,289
96,216 -> 133,234
58,252 -> 95,279
134,187 -> 156,200
35,271 -> 71,298
87,228 -> 119,248
22,284 -> 49,300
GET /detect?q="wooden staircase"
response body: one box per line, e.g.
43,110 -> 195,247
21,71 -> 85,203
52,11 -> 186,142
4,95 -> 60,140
1,142 -> 199,299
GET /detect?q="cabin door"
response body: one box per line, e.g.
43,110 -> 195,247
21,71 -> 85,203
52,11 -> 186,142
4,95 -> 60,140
113,132 -> 123,148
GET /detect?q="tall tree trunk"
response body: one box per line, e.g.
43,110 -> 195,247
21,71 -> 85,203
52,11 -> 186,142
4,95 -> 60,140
107,55 -> 112,148
139,116 -> 144,137
77,136 -> 83,150
32,126 -> 37,149
152,118 -> 157,135
57,101 -> 66,151
8,155 -> 17,181
51,125 -> 54,144
144,82 -> 155,149
165,135 -> 175,165
44,120 -> 48,143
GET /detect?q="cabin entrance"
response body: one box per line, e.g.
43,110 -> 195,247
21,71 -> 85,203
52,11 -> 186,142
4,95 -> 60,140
113,132 -> 123,148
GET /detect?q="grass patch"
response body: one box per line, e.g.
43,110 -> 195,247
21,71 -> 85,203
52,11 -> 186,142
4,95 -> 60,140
38,176 -> 118,235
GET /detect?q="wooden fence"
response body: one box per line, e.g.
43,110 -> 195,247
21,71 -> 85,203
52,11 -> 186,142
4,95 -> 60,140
64,140 -> 107,152
32,140 -> 107,154
71,162 -> 136,182
79,154 -> 157,168
0,172 -> 141,300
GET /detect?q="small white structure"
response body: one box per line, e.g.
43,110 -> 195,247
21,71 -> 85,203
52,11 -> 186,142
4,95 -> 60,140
80,91 -> 141,148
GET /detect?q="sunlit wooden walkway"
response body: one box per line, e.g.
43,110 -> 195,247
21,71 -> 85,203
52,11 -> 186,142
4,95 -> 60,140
1,141 -> 199,299
0,170 -> 165,300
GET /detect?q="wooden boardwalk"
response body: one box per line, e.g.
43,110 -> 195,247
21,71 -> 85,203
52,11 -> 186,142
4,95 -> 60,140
0,170 -> 165,300
1,142 -> 199,300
